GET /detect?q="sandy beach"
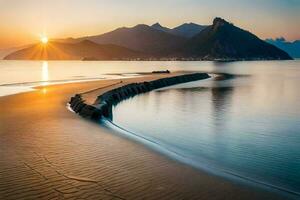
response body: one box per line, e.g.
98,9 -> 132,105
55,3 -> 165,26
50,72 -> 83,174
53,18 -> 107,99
0,74 -> 288,200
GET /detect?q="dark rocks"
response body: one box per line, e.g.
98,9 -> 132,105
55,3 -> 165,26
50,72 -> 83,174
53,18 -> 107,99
152,70 -> 170,74
69,95 -> 85,112
69,73 -> 210,121
73,101 -> 86,113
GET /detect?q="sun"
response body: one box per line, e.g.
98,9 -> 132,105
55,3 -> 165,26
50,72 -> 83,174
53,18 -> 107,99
40,36 -> 48,44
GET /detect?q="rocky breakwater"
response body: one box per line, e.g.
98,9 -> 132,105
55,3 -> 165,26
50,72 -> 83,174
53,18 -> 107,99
69,73 -> 210,121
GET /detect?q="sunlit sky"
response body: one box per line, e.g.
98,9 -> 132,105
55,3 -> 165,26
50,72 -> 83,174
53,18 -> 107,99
0,0 -> 299,48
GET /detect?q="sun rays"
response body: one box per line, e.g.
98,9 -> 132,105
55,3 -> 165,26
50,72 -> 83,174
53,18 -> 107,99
40,36 -> 48,44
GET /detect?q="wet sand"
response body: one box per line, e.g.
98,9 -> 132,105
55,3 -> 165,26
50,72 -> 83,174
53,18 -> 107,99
0,74 -> 288,199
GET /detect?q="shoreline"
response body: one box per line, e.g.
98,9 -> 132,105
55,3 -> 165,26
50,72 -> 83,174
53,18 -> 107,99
67,72 -> 298,198
0,75 -> 292,199
69,72 -> 297,199
0,74 -> 142,97
104,116 -> 300,199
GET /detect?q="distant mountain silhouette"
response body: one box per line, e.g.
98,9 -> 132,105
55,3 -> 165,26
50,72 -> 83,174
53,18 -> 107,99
4,18 -> 293,61
151,22 -> 207,38
151,23 -> 171,33
175,18 -> 292,60
0,47 -> 19,59
80,24 -> 187,56
171,23 -> 207,38
266,38 -> 300,58
52,37 -> 79,44
0,45 -> 32,59
4,40 -> 144,60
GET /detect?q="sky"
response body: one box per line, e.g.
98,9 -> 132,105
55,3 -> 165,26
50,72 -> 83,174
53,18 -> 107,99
0,0 -> 299,48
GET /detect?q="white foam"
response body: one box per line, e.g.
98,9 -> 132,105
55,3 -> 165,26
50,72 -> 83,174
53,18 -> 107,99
66,103 -> 75,113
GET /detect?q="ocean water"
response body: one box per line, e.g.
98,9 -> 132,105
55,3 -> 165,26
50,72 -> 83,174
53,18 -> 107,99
0,60 -> 186,96
109,60 -> 300,196
1,60 -> 299,197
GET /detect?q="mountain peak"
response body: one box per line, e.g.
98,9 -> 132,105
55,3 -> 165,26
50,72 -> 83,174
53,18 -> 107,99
171,23 -> 207,38
178,17 -> 292,60
151,23 -> 171,33
275,37 -> 286,42
78,39 -> 96,45
133,24 -> 150,29
182,22 -> 198,26
151,22 -> 163,28
213,17 -> 231,28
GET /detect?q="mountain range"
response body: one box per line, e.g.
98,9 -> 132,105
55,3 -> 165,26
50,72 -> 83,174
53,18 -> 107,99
266,38 -> 300,58
151,22 -> 207,38
80,24 -> 187,56
4,18 -> 293,61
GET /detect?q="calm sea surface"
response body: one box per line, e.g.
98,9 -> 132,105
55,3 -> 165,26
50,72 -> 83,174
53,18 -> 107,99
110,60 -> 300,196
1,60 -> 300,196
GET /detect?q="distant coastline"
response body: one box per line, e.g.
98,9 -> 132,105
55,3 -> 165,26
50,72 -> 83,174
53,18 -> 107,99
81,57 -> 290,62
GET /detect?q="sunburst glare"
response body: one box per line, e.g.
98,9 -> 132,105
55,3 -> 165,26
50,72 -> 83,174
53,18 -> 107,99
41,36 -> 48,44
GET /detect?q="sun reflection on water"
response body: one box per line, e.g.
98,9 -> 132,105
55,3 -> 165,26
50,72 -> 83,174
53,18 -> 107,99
41,61 -> 49,94
42,61 -> 49,85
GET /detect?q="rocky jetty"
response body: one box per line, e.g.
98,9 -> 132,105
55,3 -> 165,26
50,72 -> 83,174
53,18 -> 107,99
69,73 -> 210,121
